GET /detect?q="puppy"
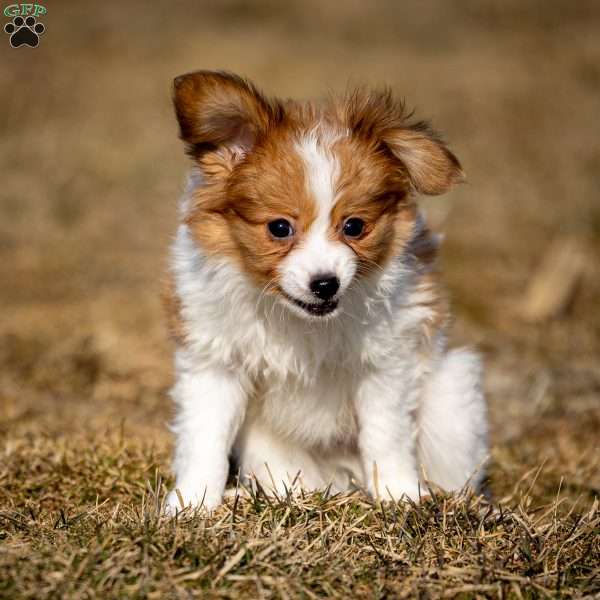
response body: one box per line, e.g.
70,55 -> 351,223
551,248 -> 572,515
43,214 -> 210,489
164,71 -> 487,512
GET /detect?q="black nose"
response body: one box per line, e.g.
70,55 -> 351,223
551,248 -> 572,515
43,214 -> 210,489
310,275 -> 340,301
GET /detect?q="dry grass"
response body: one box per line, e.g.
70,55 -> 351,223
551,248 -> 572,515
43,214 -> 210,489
1,0 -> 599,597
1,432 -> 599,598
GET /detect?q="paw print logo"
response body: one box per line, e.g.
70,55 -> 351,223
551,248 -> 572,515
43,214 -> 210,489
4,15 -> 45,48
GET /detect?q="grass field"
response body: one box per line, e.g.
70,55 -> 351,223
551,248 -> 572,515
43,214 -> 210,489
1,1 -> 599,597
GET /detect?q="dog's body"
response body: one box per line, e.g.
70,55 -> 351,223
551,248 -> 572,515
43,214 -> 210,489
164,72 -> 488,512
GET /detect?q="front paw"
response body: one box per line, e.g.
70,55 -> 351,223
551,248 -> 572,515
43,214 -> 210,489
164,483 -> 223,516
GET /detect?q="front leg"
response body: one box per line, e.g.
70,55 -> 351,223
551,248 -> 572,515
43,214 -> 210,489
355,369 -> 423,502
166,349 -> 248,513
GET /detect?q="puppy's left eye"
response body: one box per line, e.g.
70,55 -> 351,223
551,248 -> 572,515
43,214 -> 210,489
343,218 -> 365,238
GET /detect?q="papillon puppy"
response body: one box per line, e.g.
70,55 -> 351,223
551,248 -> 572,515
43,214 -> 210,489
164,71 -> 488,512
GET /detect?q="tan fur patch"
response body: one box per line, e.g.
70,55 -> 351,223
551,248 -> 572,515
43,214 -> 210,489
330,130 -> 448,343
331,134 -> 415,275
186,127 -> 319,289
173,70 -> 282,157
338,87 -> 464,195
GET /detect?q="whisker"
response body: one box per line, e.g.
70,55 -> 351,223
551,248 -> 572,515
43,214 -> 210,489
254,276 -> 279,325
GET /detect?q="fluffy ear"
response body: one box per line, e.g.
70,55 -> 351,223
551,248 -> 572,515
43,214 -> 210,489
173,70 -> 281,158
344,88 -> 465,195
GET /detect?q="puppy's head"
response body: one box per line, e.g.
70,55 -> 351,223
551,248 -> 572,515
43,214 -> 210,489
174,71 -> 463,320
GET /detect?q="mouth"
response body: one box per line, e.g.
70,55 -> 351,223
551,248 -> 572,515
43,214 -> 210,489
281,292 -> 339,317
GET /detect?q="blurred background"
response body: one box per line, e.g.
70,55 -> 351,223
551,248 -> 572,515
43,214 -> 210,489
1,0 -> 598,502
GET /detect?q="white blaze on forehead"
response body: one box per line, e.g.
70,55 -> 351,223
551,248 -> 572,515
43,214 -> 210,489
295,130 -> 340,224
276,128 -> 357,307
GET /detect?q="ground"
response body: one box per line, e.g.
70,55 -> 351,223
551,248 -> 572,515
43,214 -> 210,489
1,1 -> 599,597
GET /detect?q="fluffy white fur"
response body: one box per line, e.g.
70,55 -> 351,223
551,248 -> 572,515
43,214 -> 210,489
166,140 -> 488,513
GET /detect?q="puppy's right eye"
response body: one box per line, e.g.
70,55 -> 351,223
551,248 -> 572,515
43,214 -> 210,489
268,219 -> 294,239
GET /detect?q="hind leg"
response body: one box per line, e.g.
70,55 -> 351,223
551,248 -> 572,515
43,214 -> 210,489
417,348 -> 488,492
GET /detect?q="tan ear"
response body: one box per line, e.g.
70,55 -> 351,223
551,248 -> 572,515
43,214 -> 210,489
382,122 -> 465,195
173,70 -> 281,158
344,88 -> 464,195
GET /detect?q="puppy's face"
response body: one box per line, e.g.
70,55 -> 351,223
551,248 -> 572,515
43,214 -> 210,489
174,71 -> 463,320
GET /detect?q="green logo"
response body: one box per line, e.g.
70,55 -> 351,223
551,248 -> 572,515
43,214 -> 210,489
4,3 -> 46,17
